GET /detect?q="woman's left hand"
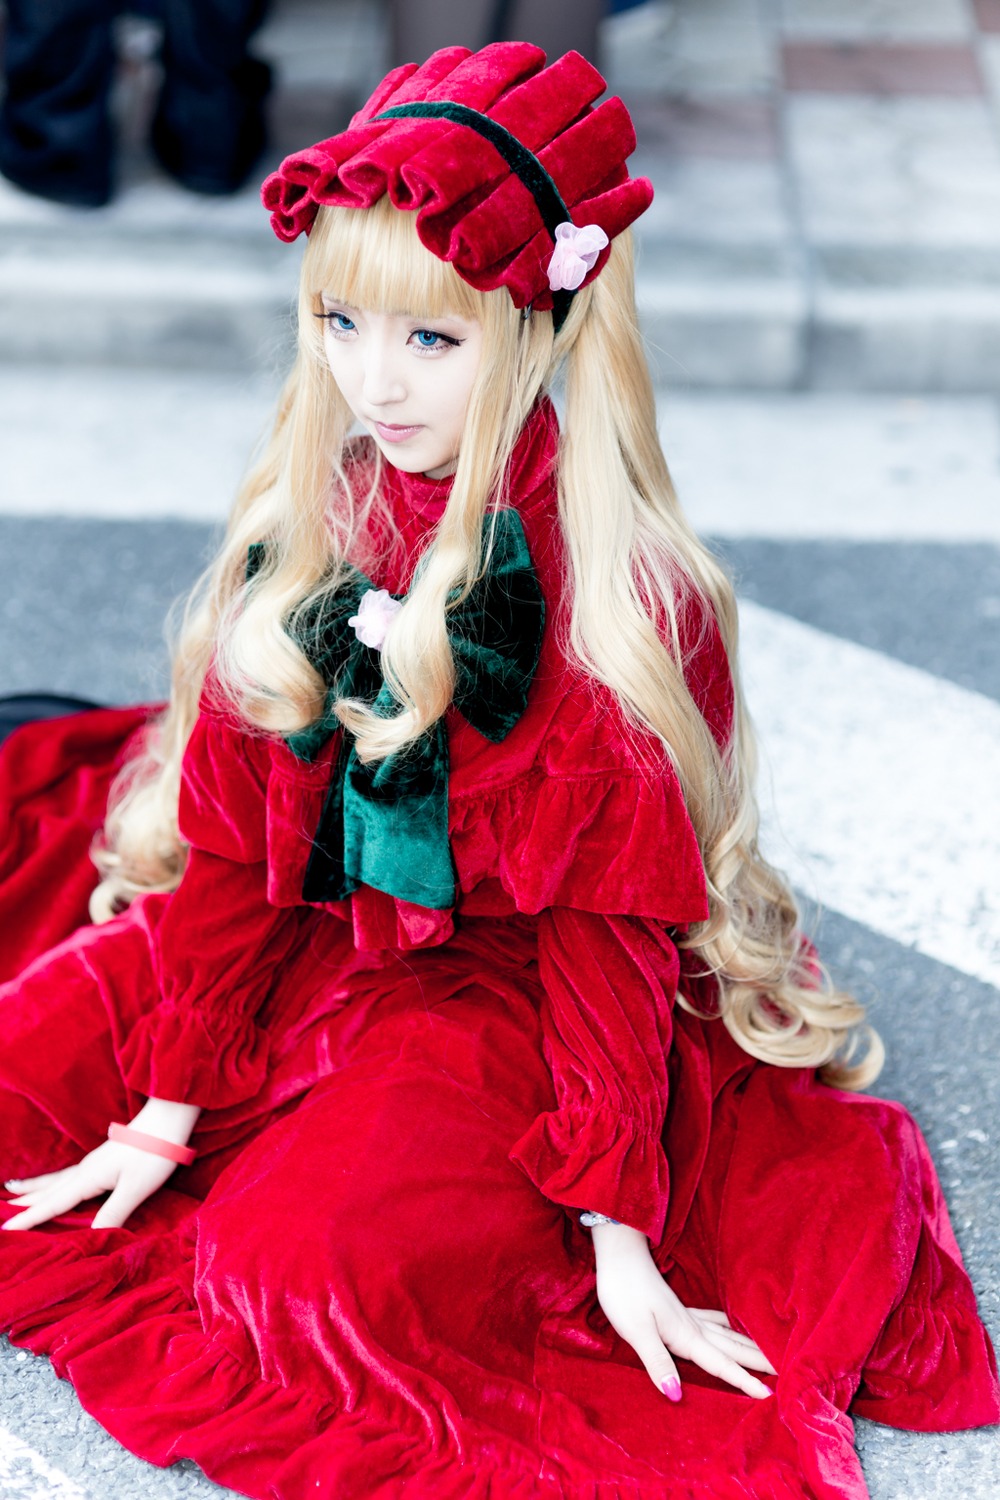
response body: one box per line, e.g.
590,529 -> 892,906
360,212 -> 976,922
591,1220 -> 776,1401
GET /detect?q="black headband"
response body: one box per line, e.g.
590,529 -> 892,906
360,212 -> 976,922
374,100 -> 575,331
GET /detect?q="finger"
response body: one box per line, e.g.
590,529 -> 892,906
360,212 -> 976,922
704,1332 -> 776,1376
706,1324 -> 759,1348
626,1320 -> 684,1402
687,1332 -> 773,1400
686,1308 -> 732,1327
2,1180 -> 90,1231
91,1178 -> 151,1230
693,1317 -> 769,1355
4,1171 -> 69,1193
701,1323 -> 777,1376
6,1182 -> 79,1205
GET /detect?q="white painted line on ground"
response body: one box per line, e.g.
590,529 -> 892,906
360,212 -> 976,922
657,393 -> 1000,541
741,601 -> 1000,988
0,1425 -> 88,1499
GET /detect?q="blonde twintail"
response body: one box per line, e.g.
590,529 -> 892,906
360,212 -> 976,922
92,199 -> 882,1090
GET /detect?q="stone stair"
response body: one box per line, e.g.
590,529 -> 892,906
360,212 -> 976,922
2,0 -> 1000,390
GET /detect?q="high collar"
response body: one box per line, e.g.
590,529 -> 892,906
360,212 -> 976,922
380,394 -> 560,526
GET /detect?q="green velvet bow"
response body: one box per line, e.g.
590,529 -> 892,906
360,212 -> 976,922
251,510 -> 544,909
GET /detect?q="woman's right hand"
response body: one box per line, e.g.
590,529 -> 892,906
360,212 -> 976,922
3,1097 -> 200,1231
591,1220 -> 775,1401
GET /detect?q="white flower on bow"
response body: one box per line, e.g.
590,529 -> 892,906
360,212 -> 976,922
546,221 -> 610,293
348,589 -> 403,650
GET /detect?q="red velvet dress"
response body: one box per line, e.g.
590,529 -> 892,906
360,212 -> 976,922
0,403 -> 996,1500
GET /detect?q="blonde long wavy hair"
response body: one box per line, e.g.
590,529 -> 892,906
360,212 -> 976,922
92,196 -> 881,1089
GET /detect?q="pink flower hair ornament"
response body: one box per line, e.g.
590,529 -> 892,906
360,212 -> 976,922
260,42 -> 653,332
547,222 -> 610,293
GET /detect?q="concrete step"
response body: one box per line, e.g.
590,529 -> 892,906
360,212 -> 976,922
0,218 -> 295,374
4,0 -> 1000,390
7,199 -> 1000,390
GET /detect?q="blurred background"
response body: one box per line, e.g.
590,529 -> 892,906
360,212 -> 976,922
0,3 -> 999,1497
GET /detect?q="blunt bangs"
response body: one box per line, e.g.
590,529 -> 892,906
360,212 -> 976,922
303,197 -> 488,323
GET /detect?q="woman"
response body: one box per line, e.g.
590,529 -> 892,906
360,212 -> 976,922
0,42 -> 996,1500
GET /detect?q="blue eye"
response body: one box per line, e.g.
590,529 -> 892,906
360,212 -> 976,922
317,310 -> 356,335
410,328 -> 460,351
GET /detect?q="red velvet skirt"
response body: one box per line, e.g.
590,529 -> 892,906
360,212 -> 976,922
0,709 -> 996,1500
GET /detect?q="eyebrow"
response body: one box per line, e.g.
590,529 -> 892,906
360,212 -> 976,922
320,297 -> 469,325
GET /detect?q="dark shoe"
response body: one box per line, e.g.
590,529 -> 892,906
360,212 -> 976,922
0,1 -> 115,208
151,55 -> 271,196
0,144 -> 112,208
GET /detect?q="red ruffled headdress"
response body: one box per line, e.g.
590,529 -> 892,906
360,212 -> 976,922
261,42 -> 653,330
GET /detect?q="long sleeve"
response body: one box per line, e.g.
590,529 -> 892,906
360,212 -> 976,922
119,707 -> 302,1110
508,907 -> 679,1242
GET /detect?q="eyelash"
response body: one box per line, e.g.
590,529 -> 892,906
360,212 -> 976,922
410,328 -> 461,351
316,311 -> 357,338
315,312 -> 463,352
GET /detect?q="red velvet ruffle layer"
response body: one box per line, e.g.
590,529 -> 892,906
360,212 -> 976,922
0,932 -> 995,1500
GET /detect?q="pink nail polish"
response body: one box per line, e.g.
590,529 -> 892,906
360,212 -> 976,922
661,1377 -> 682,1402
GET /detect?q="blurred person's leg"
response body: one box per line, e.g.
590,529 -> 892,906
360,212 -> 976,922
391,0 -> 605,68
505,0 -> 604,63
151,0 -> 271,195
0,0 -> 116,207
391,0 -> 492,59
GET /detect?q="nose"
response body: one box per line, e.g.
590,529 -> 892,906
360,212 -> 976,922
362,330 -> 407,409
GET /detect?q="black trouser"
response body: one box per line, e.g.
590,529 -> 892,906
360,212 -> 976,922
152,0 -> 272,195
390,0 -> 606,69
0,0 -> 271,204
0,0 -> 117,204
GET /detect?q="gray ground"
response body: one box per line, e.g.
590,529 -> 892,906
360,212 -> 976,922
719,539 -> 1000,701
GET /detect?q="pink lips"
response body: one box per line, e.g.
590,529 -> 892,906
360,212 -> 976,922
373,421 -> 422,444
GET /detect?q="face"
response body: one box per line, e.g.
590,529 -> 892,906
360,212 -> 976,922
319,298 -> 483,480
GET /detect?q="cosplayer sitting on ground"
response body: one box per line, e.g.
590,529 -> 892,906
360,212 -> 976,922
0,42 -> 996,1500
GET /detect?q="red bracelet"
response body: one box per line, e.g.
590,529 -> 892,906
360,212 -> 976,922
107,1123 -> 196,1167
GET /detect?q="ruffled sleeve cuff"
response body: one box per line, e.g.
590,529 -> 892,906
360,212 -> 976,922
119,1002 -> 270,1111
508,1103 -> 670,1243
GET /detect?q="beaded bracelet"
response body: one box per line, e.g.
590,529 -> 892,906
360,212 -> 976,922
579,1211 -> 621,1228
